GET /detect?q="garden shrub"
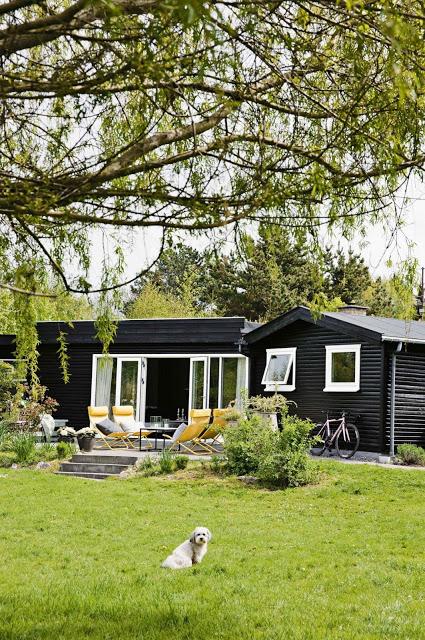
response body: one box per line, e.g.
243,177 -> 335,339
0,421 -> 13,451
174,455 -> 188,470
36,443 -> 58,462
56,442 -> 76,460
257,416 -> 318,488
210,455 -> 226,475
223,414 -> 276,476
397,444 -> 425,466
222,412 -> 317,488
10,433 -> 36,463
138,456 -> 157,476
0,361 -> 20,416
0,451 -> 17,467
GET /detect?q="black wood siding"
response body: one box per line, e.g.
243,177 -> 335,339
0,346 -> 14,360
248,319 -> 385,452
385,345 -> 425,449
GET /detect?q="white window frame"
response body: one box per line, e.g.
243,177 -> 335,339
324,344 -> 361,392
261,347 -> 296,392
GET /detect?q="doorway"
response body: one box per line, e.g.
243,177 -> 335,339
145,358 -> 190,422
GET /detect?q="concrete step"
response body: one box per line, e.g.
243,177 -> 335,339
71,454 -> 139,466
55,471 -> 117,480
60,462 -> 129,474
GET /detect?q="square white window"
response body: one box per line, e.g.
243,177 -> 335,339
324,344 -> 361,392
262,348 -> 296,392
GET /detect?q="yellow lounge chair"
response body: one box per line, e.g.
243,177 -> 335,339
112,405 -> 153,449
163,411 -> 213,455
87,406 -> 134,449
199,408 -> 227,452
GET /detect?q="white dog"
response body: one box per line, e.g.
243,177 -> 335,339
161,527 -> 212,569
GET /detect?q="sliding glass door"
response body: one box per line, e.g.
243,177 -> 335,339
190,356 -> 248,412
116,358 -> 141,417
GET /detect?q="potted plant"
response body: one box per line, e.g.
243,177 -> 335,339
57,426 -> 77,443
222,407 -> 243,427
248,394 -> 294,431
76,427 -> 97,452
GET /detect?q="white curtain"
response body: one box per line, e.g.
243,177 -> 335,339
95,358 -> 114,407
235,358 -> 247,409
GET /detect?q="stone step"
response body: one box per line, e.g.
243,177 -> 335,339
55,471 -> 116,480
71,454 -> 139,466
60,461 -> 129,474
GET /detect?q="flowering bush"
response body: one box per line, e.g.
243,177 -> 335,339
14,384 -> 58,432
57,427 -> 77,438
76,427 -> 97,439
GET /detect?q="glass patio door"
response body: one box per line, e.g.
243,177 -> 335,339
189,357 -> 208,411
115,358 -> 145,421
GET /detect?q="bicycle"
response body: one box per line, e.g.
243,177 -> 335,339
311,411 -> 360,459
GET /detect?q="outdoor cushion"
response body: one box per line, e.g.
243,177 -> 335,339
89,406 -> 108,417
115,414 -> 136,432
40,413 -> 55,438
97,418 -> 119,435
172,422 -> 188,442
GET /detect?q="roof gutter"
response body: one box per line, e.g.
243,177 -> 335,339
389,341 -> 403,458
382,335 -> 425,345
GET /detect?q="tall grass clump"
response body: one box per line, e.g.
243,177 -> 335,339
10,433 -> 36,463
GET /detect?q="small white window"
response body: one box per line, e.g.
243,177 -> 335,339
324,344 -> 361,392
262,348 -> 296,392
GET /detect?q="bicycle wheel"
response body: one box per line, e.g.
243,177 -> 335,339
336,422 -> 360,459
310,423 -> 327,456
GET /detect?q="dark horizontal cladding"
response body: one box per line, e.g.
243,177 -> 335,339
385,349 -> 425,448
0,345 -> 14,358
35,318 -> 247,345
0,336 -> 14,347
249,319 -> 384,452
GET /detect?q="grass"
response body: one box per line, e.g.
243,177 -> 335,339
1,461 -> 425,639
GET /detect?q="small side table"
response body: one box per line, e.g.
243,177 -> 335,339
139,425 -> 180,451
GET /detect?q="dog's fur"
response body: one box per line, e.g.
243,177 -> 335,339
161,527 -> 212,569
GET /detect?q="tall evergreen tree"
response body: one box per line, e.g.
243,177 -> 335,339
202,226 -> 323,321
324,249 -> 372,305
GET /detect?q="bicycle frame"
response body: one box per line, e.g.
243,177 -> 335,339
316,413 -> 352,449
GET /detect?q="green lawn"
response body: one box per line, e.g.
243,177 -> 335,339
1,462 -> 425,640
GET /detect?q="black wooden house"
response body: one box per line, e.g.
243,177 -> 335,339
245,306 -> 425,454
1,306 -> 425,454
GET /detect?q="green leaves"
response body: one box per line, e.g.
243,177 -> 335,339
2,0 -> 425,372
